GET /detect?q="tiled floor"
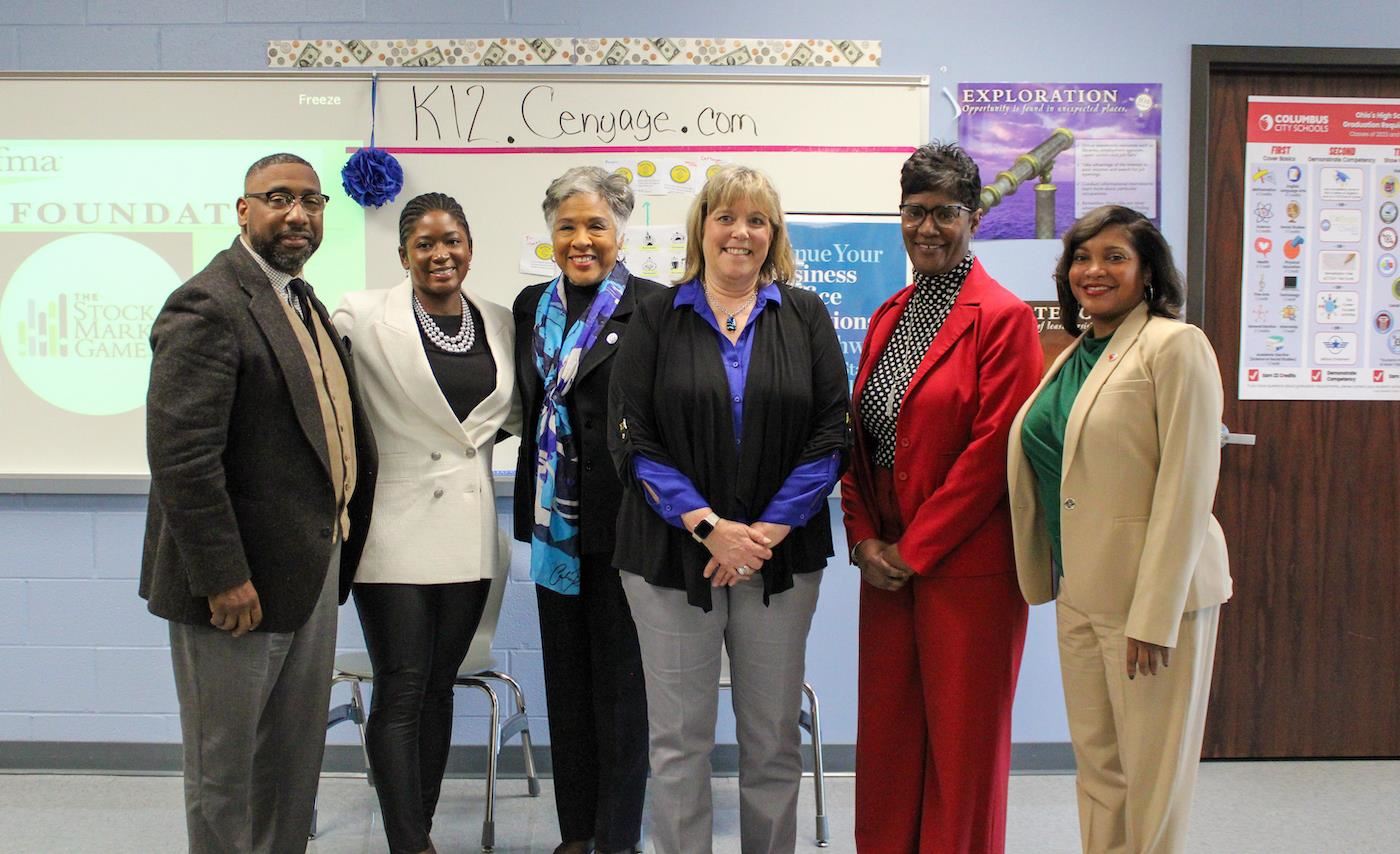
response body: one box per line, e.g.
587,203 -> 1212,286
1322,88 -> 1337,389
1,761 -> 1397,852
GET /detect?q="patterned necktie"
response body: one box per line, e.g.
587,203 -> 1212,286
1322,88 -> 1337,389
287,277 -> 320,349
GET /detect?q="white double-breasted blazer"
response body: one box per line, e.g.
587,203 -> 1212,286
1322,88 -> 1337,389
333,280 -> 520,584
1007,303 -> 1232,647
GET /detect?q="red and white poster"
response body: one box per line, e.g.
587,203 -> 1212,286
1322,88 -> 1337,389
1239,96 -> 1400,400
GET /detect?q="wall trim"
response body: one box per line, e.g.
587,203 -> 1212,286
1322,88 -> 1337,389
0,741 -> 1077,776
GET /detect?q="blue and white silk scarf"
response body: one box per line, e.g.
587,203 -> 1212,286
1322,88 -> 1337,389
530,263 -> 628,595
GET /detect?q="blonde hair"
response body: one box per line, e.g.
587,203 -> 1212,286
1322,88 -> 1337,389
681,164 -> 796,286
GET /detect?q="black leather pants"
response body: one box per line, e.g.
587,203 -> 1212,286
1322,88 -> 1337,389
354,580 -> 491,854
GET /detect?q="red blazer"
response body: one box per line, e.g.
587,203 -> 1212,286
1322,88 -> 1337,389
842,259 -> 1042,576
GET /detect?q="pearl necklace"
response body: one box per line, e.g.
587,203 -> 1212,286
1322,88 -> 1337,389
703,282 -> 758,332
412,291 -> 476,353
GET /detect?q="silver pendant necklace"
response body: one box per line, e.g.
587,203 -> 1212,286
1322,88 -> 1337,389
703,282 -> 757,332
412,291 -> 475,353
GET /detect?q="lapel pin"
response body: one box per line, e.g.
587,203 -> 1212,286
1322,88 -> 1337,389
606,332 -> 619,344
1107,352 -> 1117,361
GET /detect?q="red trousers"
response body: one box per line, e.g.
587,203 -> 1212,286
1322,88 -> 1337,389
851,464 -> 1030,851
854,469 -> 1028,852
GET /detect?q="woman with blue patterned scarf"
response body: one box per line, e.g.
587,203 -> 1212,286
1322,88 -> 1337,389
511,166 -> 664,854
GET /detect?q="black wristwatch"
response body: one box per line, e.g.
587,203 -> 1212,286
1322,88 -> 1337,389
690,512 -> 720,544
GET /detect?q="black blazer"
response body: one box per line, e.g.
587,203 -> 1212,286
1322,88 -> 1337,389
139,238 -> 378,632
512,272 -> 665,557
608,283 -> 850,611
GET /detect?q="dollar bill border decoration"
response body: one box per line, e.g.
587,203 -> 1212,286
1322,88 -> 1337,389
267,38 -> 880,69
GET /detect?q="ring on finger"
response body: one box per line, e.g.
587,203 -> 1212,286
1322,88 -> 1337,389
737,565 -> 751,576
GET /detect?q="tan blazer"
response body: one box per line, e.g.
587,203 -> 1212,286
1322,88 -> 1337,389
333,280 -> 521,585
1007,302 -> 1232,647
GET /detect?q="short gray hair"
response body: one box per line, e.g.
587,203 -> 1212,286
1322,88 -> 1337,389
541,166 -> 635,232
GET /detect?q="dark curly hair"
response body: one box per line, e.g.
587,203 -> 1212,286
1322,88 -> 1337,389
1053,205 -> 1182,335
900,142 -> 982,209
398,192 -> 472,250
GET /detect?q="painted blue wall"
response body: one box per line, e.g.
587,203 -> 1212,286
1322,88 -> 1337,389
3,1 -> 1399,750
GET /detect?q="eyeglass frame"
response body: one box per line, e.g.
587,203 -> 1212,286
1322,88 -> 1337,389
898,202 -> 976,227
243,191 -> 331,213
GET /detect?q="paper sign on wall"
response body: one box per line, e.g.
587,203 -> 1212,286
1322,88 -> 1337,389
1238,95 -> 1400,400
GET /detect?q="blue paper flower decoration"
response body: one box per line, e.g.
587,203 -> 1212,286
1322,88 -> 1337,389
341,147 -> 404,208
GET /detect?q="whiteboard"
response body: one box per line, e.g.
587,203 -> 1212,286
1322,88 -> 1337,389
0,71 -> 927,488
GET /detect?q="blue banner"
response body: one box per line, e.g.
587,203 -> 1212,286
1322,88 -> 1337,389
787,216 -> 909,387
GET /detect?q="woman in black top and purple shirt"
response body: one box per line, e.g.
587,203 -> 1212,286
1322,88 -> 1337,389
608,164 -> 849,854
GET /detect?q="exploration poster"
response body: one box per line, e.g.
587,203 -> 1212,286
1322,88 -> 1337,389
958,83 -> 1162,240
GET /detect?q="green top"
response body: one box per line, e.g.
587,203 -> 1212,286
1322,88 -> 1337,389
1020,332 -> 1112,575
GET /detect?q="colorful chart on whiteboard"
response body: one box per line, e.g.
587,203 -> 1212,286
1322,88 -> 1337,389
1239,95 -> 1400,400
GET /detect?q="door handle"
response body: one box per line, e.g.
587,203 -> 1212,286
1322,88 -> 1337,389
1220,424 -> 1257,448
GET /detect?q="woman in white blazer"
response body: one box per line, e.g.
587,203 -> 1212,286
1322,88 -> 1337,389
1007,206 -> 1232,854
333,192 -> 519,854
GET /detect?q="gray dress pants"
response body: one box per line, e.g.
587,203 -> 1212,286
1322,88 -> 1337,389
168,545 -> 340,854
622,570 -> 821,854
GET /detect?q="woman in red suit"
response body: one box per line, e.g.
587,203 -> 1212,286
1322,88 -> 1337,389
842,142 -> 1043,853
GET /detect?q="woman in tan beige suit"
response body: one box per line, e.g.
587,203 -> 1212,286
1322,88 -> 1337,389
1007,205 -> 1232,854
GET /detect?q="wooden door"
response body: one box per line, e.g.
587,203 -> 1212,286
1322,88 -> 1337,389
1188,47 -> 1400,758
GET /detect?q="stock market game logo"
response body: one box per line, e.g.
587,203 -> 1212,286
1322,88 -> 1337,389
0,234 -> 179,415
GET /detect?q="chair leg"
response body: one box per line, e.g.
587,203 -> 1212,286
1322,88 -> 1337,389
459,679 -> 500,852
318,673 -> 371,840
800,681 -> 830,847
350,680 -> 373,787
477,671 -> 541,797
518,726 -> 542,797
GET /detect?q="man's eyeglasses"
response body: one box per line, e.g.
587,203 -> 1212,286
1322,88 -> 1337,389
899,203 -> 975,227
244,191 -> 331,213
